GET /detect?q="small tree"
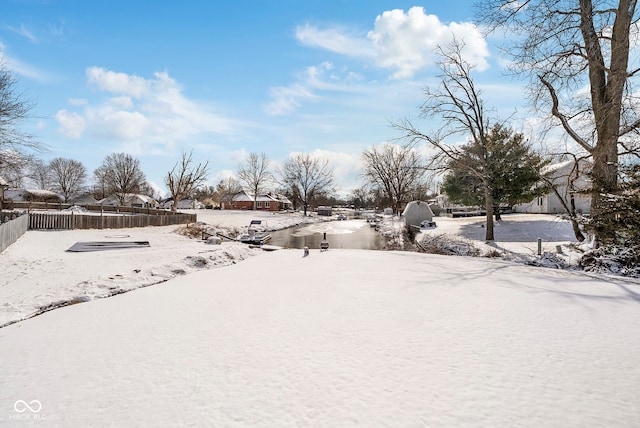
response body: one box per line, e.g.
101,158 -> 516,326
279,152 -> 335,216
586,164 -> 640,246
49,157 -> 88,202
216,177 -> 242,209
441,125 -> 549,220
165,150 -> 209,211
98,153 -> 147,205
361,141 -> 426,214
237,152 -> 273,210
27,159 -> 53,190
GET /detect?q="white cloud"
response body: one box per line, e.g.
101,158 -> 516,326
265,84 -> 316,116
55,110 -> 86,138
295,23 -> 375,58
296,7 -> 490,79
7,24 -> 38,43
0,44 -> 52,82
86,67 -> 151,98
264,62 -> 366,116
56,67 -> 238,153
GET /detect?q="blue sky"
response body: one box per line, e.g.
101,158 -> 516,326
1,0 -> 530,196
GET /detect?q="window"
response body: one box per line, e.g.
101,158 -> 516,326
265,201 -> 270,208
257,201 -> 262,208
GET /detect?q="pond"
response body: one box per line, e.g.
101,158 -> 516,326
269,219 -> 387,250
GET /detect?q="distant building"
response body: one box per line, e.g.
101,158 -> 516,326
220,190 -> 291,211
317,206 -> 332,216
4,188 -> 63,203
160,198 -> 205,210
99,194 -> 157,208
515,159 -> 592,215
71,194 -> 98,206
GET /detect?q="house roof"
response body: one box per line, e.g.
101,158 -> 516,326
0,175 -> 8,187
223,190 -> 291,204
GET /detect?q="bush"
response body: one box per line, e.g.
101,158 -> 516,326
580,245 -> 640,277
417,234 -> 481,257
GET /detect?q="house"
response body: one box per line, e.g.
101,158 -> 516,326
160,198 -> 205,210
515,159 -> 592,215
4,188 -> 63,203
402,200 -> 435,227
317,206 -> 332,216
220,190 -> 291,211
99,194 -> 157,208
71,194 -> 98,206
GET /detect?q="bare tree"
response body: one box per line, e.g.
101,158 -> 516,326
91,165 -> 109,201
165,150 -> 209,211
478,0 -> 639,244
98,153 -> 147,205
394,40 -> 503,240
49,157 -> 87,202
28,159 -> 53,190
361,141 -> 426,215
0,56 -> 41,184
216,176 -> 242,208
237,152 -> 273,210
279,152 -> 335,216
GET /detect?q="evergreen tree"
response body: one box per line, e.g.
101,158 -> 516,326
441,125 -> 549,219
587,164 -> 640,246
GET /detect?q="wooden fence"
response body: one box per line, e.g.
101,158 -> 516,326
1,201 -> 197,231
0,212 -> 29,252
27,211 -> 197,230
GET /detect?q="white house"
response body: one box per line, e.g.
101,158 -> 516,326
515,159 -> 592,215
160,198 -> 205,210
99,194 -> 157,208
402,200 -> 435,227
220,190 -> 291,211
4,188 -> 63,203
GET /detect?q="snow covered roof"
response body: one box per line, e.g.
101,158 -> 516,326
0,176 -> 8,187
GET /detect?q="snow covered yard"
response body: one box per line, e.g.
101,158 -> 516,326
0,210 -> 320,327
1,249 -> 639,427
1,210 -> 640,426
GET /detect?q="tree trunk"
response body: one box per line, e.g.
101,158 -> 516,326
484,184 -> 494,241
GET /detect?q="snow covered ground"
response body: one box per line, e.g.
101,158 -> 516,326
1,210 -> 639,427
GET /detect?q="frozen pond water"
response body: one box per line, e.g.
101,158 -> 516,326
269,219 -> 386,250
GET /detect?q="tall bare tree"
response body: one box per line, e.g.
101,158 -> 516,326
279,152 -> 335,216
28,159 -> 53,190
478,0 -> 639,244
393,40 -> 502,240
237,152 -> 273,210
361,141 -> 426,215
98,153 -> 147,205
0,56 -> 41,185
165,150 -> 209,211
49,157 -> 87,202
